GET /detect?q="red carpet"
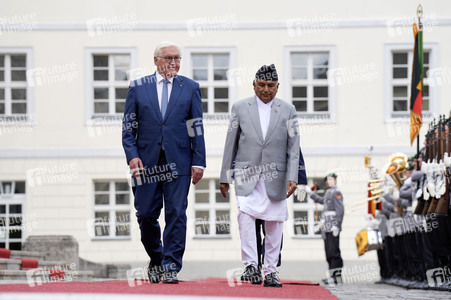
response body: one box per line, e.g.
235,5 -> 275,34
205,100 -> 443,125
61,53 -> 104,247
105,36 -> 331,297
0,278 -> 337,299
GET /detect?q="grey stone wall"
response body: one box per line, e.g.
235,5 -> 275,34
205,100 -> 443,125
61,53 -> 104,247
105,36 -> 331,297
23,235 -> 79,267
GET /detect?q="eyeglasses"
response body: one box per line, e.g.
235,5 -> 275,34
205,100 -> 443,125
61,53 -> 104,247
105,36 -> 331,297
157,56 -> 182,63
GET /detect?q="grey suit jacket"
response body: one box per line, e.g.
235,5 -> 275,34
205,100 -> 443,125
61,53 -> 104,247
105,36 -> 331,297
219,96 -> 300,200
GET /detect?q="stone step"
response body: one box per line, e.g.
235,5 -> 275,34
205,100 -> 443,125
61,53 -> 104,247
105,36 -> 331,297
0,258 -> 71,271
10,250 -> 45,261
0,269 -> 94,282
0,258 -> 21,271
38,260 -> 70,269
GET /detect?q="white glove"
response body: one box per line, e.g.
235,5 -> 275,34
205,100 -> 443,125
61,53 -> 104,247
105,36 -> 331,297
370,218 -> 381,229
305,185 -> 312,194
366,214 -> 380,229
331,225 -> 340,237
437,181 -> 446,198
444,153 -> 451,168
295,185 -> 307,202
426,182 -> 436,198
423,185 -> 430,200
416,188 -> 423,199
436,164 -> 446,197
392,190 -> 400,201
313,220 -> 324,234
426,162 -> 437,197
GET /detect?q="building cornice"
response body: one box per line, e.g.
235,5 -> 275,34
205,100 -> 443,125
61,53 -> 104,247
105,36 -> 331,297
27,18 -> 451,31
0,145 -> 416,159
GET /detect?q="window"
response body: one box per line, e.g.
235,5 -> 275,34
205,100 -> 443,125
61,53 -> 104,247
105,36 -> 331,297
185,48 -> 236,118
285,47 -> 336,118
90,181 -> 131,239
392,51 -> 430,115
193,179 -> 231,238
0,50 -> 32,120
293,178 -> 324,238
86,49 -> 136,120
385,44 -> 437,119
0,181 -> 26,250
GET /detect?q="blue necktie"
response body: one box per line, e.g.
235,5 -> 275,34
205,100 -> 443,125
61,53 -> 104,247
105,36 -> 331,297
161,79 -> 169,118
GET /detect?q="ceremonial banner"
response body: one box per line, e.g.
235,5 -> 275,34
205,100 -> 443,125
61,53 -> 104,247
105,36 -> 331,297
410,22 -> 423,145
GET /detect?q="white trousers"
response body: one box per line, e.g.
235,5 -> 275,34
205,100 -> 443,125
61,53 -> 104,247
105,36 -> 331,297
238,210 -> 284,275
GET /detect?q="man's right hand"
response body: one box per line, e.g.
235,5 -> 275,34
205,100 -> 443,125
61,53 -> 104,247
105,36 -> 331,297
129,157 -> 144,178
220,183 -> 229,198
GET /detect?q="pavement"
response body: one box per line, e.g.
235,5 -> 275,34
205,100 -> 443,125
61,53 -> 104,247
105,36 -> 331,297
323,282 -> 451,300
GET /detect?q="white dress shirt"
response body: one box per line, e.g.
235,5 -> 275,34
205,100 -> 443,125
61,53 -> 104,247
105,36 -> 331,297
156,72 -> 173,110
236,96 -> 288,221
256,95 -> 272,140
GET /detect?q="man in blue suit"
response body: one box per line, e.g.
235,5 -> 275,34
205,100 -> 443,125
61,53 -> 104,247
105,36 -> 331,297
122,42 -> 206,284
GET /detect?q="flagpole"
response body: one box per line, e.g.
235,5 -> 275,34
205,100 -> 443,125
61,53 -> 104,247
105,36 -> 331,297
416,4 -> 423,167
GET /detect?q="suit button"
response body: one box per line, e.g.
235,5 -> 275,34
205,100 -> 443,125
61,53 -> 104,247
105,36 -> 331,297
162,125 -> 166,128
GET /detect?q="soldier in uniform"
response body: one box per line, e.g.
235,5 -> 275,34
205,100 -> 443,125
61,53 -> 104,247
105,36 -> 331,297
409,156 -> 430,289
305,173 -> 344,284
396,163 -> 420,284
379,184 -> 400,283
376,192 -> 396,283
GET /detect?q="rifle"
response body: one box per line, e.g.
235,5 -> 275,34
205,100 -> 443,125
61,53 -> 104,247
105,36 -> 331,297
428,116 -> 445,213
413,129 -> 430,215
436,115 -> 450,215
421,123 -> 435,215
413,164 -> 426,215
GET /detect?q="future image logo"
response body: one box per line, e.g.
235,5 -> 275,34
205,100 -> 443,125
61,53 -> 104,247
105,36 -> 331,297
186,13 -> 238,37
126,267 -> 147,287
86,13 -> 137,37
186,117 -> 204,137
426,267 -> 451,287
26,63 -> 78,87
427,67 -> 451,87
226,267 -> 244,287
286,14 -> 337,37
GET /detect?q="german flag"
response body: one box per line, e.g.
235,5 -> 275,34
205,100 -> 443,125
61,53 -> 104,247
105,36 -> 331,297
410,22 -> 423,145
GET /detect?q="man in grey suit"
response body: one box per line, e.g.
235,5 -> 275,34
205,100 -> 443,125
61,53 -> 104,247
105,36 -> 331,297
219,64 -> 299,287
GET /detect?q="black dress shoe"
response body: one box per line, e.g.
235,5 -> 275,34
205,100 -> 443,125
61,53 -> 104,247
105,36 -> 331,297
264,272 -> 282,287
240,265 -> 262,284
162,271 -> 179,284
147,263 -> 162,283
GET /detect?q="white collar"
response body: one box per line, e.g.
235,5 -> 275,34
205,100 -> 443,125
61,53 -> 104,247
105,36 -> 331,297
255,96 -> 273,108
156,72 -> 174,84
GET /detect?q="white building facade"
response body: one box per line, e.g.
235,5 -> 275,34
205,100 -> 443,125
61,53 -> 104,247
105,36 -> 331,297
0,0 -> 450,270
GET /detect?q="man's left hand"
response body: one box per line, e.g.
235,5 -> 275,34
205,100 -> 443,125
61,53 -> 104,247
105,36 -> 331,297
191,167 -> 204,185
286,181 -> 297,198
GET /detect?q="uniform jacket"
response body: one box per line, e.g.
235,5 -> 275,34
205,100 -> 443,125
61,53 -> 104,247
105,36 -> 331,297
310,185 -> 344,238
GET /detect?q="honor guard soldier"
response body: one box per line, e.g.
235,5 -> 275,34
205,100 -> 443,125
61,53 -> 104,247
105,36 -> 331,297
306,173 -> 344,285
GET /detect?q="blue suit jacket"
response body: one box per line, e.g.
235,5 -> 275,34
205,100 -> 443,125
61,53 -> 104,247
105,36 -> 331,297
122,73 -> 206,176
